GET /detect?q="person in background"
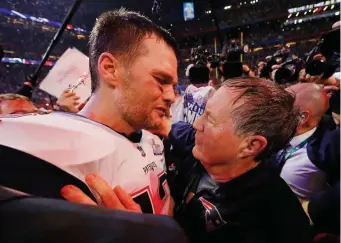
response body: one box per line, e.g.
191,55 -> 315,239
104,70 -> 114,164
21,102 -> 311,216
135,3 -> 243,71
172,64 -> 215,125
55,89 -> 90,113
274,84 -> 339,236
55,89 -> 81,113
242,64 -> 255,77
304,182 -> 340,237
276,84 -> 333,200
0,94 -> 38,115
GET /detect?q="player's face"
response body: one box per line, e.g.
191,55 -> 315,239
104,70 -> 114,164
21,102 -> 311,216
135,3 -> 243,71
118,36 -> 178,130
192,87 -> 243,167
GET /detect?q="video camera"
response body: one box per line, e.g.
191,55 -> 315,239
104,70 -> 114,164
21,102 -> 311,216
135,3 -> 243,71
259,46 -> 300,82
190,46 -> 220,68
220,40 -> 249,79
221,40 -> 248,63
274,57 -> 304,85
186,46 -> 221,84
305,25 -> 340,79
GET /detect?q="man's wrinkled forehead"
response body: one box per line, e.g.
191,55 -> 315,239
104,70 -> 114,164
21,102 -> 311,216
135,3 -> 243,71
206,87 -> 241,115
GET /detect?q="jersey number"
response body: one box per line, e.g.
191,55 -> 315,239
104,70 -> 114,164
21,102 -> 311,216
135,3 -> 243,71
132,171 -> 168,214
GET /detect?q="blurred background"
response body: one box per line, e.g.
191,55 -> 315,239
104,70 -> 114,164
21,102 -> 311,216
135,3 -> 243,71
0,0 -> 340,106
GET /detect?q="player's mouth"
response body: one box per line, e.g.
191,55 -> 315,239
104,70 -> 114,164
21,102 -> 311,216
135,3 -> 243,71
155,106 -> 167,117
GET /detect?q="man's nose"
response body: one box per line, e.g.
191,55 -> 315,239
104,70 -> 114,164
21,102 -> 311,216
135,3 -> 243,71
193,115 -> 204,132
163,85 -> 176,105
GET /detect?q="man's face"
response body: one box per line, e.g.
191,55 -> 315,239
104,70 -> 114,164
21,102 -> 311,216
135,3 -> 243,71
115,36 -> 178,130
0,99 -> 37,115
192,88 -> 244,167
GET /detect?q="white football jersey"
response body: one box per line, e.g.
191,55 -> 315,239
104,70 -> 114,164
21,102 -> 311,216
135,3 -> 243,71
0,112 -> 170,215
172,84 -> 215,124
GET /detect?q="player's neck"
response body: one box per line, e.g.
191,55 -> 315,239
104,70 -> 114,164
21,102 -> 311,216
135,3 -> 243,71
79,94 -> 137,136
205,159 -> 259,183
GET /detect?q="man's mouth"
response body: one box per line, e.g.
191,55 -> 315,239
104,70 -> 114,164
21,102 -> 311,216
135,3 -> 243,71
155,106 -> 170,118
155,107 -> 167,117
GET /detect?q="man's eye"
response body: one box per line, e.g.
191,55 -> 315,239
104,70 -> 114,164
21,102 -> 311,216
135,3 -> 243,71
173,85 -> 177,92
155,77 -> 167,84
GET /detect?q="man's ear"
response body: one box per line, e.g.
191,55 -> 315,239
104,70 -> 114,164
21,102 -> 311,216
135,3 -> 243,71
238,136 -> 267,159
98,52 -> 120,88
300,111 -> 310,126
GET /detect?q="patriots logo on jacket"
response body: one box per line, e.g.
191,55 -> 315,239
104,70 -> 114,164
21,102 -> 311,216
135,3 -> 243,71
199,197 -> 227,232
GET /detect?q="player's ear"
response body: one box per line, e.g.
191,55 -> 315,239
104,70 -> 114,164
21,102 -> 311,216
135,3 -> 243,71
98,52 -> 119,88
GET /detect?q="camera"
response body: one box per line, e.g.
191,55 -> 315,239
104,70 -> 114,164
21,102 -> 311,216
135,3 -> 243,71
222,40 -> 245,62
220,40 -> 249,79
190,46 -> 221,68
274,57 -> 304,85
305,26 -> 340,79
259,46 -> 293,81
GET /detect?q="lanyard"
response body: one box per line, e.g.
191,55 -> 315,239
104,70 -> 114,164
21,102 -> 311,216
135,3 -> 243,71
284,139 -> 309,161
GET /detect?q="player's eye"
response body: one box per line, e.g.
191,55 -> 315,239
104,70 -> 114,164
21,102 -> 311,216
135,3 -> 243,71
155,76 -> 167,85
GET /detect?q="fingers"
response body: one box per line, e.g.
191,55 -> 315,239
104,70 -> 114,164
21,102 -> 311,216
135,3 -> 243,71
324,85 -> 339,92
64,90 -> 75,98
114,186 -> 142,213
62,175 -> 143,213
85,174 -> 124,210
61,185 -> 97,206
63,90 -> 81,100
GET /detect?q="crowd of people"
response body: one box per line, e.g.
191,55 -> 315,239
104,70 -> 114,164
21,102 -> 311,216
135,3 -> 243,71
0,4 -> 340,243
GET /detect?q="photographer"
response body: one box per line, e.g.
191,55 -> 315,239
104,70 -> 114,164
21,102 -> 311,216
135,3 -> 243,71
221,40 -> 245,79
302,21 -> 340,87
172,47 -> 216,125
172,63 -> 215,125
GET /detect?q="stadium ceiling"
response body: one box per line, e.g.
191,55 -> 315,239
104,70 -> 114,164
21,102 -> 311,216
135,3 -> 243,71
74,0 -> 239,29
4,0 -> 236,30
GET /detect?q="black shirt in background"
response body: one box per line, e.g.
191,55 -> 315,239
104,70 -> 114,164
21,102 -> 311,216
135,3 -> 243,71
169,122 -> 313,243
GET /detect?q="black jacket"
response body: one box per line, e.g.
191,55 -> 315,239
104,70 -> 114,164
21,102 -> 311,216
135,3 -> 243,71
168,122 -> 312,243
306,116 -> 340,186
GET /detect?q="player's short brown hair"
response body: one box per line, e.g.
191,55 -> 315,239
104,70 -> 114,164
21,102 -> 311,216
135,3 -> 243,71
89,8 -> 178,92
